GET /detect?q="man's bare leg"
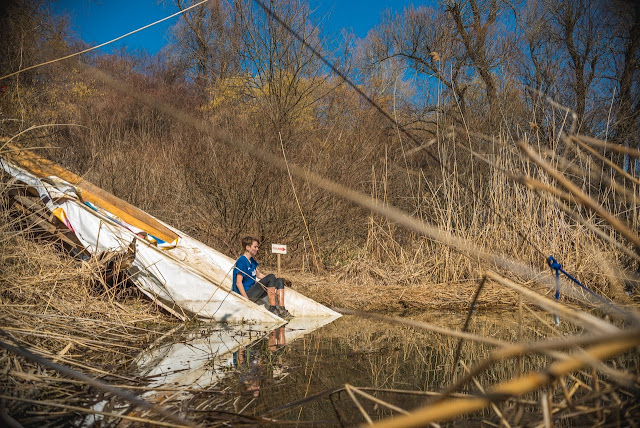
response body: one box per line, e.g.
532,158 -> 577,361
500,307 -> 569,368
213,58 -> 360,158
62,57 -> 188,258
267,287 -> 277,306
277,289 -> 285,308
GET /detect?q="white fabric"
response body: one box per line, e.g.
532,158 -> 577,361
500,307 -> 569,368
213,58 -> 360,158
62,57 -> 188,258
2,156 -> 340,322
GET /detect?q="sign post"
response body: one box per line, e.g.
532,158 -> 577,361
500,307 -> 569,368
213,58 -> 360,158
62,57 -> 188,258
271,244 -> 287,276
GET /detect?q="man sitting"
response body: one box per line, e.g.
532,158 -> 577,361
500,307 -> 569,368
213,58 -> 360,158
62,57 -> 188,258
232,236 -> 291,318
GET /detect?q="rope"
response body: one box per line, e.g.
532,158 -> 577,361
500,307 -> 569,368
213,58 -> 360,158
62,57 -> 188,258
234,260 -> 269,295
0,0 -> 210,82
279,132 -> 322,273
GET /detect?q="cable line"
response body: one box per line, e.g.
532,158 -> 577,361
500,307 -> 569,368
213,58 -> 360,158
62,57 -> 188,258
252,0 -> 548,261
0,0 -> 210,82
250,0 -> 640,320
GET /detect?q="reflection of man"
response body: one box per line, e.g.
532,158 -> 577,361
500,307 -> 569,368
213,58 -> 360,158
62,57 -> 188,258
233,327 -> 288,397
268,327 -> 286,379
268,326 -> 286,351
232,236 -> 291,318
233,346 -> 261,398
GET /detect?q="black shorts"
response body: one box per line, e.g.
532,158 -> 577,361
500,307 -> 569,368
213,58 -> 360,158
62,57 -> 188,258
245,274 -> 285,302
246,282 -> 267,301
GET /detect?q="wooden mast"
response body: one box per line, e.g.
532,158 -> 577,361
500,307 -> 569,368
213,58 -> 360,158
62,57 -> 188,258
3,143 -> 179,245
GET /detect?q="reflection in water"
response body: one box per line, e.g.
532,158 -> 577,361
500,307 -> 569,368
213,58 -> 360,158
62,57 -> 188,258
136,316 -> 340,402
227,314 -> 464,422
135,313 -> 480,422
131,311 -> 636,426
233,326 -> 287,399
136,323 -> 273,397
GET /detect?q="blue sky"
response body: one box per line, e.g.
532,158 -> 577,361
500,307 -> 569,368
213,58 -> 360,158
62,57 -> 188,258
54,0 -> 427,55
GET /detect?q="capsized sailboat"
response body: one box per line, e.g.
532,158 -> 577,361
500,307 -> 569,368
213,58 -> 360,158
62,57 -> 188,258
1,144 -> 339,323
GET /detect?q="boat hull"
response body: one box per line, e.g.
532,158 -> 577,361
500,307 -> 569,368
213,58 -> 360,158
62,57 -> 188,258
1,148 -> 340,323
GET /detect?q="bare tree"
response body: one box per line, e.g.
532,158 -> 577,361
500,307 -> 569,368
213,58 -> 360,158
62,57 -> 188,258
519,0 -> 560,97
446,0 -> 504,120
610,0 -> 640,161
531,0 -> 609,129
0,0 -> 72,133
362,5 -> 471,121
170,0 -> 243,98
362,1 -> 520,128
235,0 -> 332,138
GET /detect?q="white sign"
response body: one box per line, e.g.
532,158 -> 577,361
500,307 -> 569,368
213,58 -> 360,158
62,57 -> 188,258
271,244 -> 287,254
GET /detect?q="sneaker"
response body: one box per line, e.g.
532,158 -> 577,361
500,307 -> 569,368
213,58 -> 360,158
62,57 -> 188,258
278,307 -> 292,318
268,305 -> 280,316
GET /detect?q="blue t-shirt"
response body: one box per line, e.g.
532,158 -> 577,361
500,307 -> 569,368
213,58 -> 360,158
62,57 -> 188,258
232,255 -> 259,294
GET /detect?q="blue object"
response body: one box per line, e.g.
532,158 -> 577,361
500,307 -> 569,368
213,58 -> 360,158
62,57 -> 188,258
233,255 -> 259,294
548,256 -> 562,300
547,256 -> 562,325
547,255 -> 620,312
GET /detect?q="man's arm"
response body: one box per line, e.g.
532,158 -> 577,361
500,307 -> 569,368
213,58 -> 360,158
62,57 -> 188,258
255,268 -> 266,280
236,273 -> 249,299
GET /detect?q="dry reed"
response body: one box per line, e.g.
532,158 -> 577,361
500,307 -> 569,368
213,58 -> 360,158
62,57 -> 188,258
0,173 -> 201,425
1,51 -> 639,427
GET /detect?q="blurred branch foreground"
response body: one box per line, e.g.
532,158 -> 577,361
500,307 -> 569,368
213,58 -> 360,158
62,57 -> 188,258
1,0 -> 640,425
2,113 -> 640,426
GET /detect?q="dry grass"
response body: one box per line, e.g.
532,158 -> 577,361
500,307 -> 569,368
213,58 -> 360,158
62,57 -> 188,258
292,268 -> 518,313
2,130 -> 639,427
282,126 -> 639,314
0,204 -> 167,322
0,177 -> 183,426
3,58 -> 638,313
1,41 -> 639,427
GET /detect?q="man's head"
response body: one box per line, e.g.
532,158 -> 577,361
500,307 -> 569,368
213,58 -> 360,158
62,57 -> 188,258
241,236 -> 259,255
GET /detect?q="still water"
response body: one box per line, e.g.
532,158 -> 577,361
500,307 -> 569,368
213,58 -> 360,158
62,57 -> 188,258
133,310 -> 574,425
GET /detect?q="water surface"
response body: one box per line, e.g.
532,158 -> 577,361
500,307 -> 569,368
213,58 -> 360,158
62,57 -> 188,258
134,310 -> 594,425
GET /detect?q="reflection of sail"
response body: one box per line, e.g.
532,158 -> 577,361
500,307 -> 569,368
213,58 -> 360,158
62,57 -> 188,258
137,323 -> 281,397
136,315 -> 340,398
278,316 -> 341,343
83,324 -> 283,426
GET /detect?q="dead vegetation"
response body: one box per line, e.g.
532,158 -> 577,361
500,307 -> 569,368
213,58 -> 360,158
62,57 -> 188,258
1,0 -> 639,426
2,127 -> 640,428
0,177 -> 178,425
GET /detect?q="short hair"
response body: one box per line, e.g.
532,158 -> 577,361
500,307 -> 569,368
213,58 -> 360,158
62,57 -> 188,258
241,236 -> 259,249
